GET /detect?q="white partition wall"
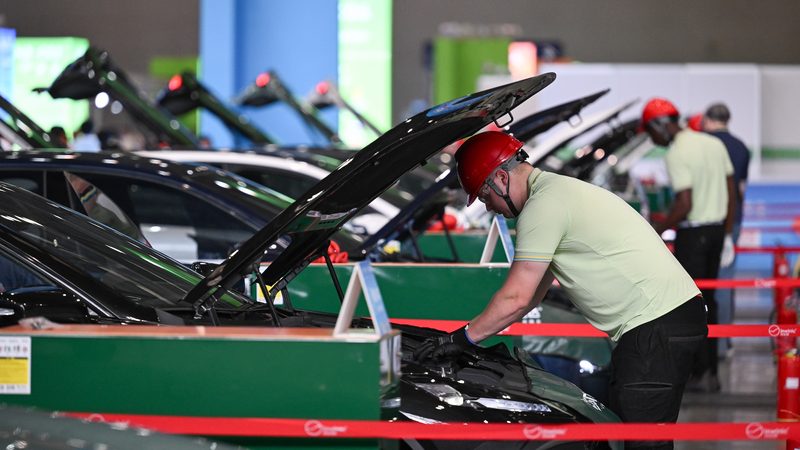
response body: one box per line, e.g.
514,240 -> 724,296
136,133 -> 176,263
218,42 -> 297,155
479,63 -> 766,179
761,66 -> 800,152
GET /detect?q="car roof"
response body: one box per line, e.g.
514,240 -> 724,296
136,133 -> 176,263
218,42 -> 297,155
0,149 -> 294,222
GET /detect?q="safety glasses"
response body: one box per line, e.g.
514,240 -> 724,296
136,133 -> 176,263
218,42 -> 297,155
476,179 -> 493,204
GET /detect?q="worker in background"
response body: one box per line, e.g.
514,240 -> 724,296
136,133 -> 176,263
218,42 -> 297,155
416,130 -> 707,450
644,98 -> 736,393
71,120 -> 102,152
702,102 -> 751,360
48,126 -> 68,148
686,113 -> 703,132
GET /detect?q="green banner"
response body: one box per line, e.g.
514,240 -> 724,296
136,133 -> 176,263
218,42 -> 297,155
433,37 -> 510,105
13,37 -> 89,137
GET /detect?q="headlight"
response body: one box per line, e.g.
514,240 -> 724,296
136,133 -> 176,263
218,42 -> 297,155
471,398 -> 552,413
414,383 -> 464,406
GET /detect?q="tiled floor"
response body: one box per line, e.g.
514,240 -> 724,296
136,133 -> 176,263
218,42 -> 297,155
676,338 -> 781,449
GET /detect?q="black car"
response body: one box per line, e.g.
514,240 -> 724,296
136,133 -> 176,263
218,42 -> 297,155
0,151 -> 364,263
0,73 -> 621,449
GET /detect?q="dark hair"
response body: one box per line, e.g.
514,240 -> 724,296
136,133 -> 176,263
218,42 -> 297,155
80,120 -> 94,134
705,103 -> 730,123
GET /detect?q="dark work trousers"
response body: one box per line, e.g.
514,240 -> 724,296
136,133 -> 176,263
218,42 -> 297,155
609,297 -> 708,450
673,224 -> 725,376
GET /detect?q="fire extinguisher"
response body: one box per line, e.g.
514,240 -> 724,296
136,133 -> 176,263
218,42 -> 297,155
778,350 -> 800,422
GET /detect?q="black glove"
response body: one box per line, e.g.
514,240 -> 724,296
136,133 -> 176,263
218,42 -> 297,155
413,325 -> 477,362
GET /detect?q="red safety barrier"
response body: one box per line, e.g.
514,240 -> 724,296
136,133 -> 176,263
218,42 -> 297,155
63,412 -> 800,441
389,320 -> 799,339
694,277 -> 800,289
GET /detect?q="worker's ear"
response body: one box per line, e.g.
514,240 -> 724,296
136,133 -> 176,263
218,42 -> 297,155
495,168 -> 509,185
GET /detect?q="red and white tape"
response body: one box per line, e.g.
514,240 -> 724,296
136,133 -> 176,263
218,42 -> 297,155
65,412 -> 800,441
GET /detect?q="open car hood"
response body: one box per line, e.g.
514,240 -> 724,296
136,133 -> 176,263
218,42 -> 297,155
0,94 -> 57,149
524,98 -> 638,166
40,47 -> 200,148
156,72 -> 277,146
182,73 -> 557,305
234,70 -> 344,146
507,89 -> 608,143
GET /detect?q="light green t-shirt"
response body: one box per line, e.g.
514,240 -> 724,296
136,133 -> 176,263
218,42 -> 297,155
665,129 -> 734,225
514,169 -> 700,341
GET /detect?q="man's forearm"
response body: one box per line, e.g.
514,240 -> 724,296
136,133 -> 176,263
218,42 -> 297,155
467,289 -> 537,342
466,261 -> 549,343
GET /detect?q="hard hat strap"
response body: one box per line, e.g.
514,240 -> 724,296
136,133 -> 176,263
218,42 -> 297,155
484,149 -> 527,217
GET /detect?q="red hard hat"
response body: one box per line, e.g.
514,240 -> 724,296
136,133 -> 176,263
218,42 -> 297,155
687,113 -> 703,132
455,131 -> 523,205
639,98 -> 680,132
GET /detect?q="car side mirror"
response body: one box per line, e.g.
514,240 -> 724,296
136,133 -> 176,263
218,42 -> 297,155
0,297 -> 24,327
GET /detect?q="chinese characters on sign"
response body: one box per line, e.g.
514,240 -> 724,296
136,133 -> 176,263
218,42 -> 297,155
0,336 -> 31,394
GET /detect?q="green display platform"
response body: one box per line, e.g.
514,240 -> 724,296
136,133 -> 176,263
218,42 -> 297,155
0,325 -> 399,450
416,231 -> 512,263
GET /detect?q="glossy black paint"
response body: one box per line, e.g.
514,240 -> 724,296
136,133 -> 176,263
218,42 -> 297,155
0,150 -> 364,256
507,89 -> 609,143
0,94 -> 57,149
559,118 -> 640,181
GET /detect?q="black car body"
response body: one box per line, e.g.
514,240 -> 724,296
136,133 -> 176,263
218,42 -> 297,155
0,74 -> 621,449
0,151 -> 364,262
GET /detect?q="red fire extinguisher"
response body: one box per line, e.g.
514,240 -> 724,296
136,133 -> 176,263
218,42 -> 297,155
778,351 -> 800,420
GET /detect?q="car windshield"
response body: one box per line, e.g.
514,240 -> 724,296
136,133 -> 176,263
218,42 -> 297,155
0,183 -> 252,309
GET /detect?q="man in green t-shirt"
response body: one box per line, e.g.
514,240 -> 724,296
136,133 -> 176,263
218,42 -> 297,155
414,131 -> 706,449
641,98 -> 736,393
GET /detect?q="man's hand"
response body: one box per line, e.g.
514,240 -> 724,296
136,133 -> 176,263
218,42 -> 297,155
720,234 -> 735,268
413,326 -> 477,362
